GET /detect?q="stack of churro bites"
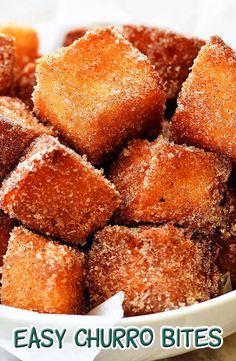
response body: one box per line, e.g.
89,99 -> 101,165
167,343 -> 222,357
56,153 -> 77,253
0,24 -> 235,316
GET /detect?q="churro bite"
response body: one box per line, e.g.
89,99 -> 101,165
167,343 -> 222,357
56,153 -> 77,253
218,242 -> 236,289
88,225 -> 220,316
15,62 -> 36,109
0,96 -> 51,181
0,34 -> 15,95
110,137 -> 231,230
63,28 -> 88,46
0,210 -> 16,268
160,117 -> 171,139
171,36 -> 236,161
0,95 -> 40,120
1,227 -> 85,314
0,135 -> 120,245
122,25 -> 205,100
0,25 -> 39,73
33,26 -> 165,165
220,185 -> 236,242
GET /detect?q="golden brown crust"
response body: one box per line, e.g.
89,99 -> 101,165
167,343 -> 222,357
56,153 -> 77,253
0,25 -> 39,73
0,96 -> 46,128
122,25 -> 205,99
171,36 -> 236,160
15,62 -> 36,109
109,136 -> 231,231
33,26 -> 165,165
63,28 -> 88,46
88,225 -> 220,316
0,135 -> 120,245
0,97 -> 51,180
1,227 -> 85,314
0,34 -> 15,95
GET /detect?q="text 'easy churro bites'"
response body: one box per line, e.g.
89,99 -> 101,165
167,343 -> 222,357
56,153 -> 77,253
1,227 -> 85,314
33,27 -> 165,165
122,25 -> 205,100
0,96 -> 51,181
110,136 -> 231,230
88,225 -> 220,316
0,135 -> 120,245
171,36 -> 236,160
0,34 -> 15,95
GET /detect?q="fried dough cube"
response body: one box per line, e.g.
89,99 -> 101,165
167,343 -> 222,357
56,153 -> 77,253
0,25 -> 39,73
0,97 -> 51,180
160,117 -> 171,139
88,225 -> 220,316
15,62 -> 36,109
0,210 -> 16,268
0,34 -> 15,95
63,28 -> 88,46
171,36 -> 236,160
109,136 -> 231,230
1,227 -> 85,314
218,242 -> 236,289
0,95 -> 42,120
220,185 -> 236,242
0,135 -> 120,244
33,26 -> 165,165
122,25 -> 205,100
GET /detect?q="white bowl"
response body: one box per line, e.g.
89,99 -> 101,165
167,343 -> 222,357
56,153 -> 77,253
0,291 -> 235,361
106,291 -> 236,361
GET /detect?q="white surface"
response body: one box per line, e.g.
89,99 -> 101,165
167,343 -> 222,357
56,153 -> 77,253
0,1 -> 235,360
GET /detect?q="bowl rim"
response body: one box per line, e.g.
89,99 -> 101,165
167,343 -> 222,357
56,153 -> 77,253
0,290 -> 235,325
121,289 -> 236,324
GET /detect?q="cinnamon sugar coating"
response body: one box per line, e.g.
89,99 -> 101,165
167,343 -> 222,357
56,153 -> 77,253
63,28 -> 88,46
0,210 -> 16,268
0,97 -> 51,180
0,25 -> 39,73
122,25 -> 205,100
15,62 -> 36,109
88,225 -> 220,316
1,227 -> 85,314
160,117 -> 171,139
109,136 -> 231,231
218,242 -> 236,290
171,36 -> 236,160
33,26 -> 165,165
0,34 -> 15,95
0,135 -> 120,245
219,184 -> 236,242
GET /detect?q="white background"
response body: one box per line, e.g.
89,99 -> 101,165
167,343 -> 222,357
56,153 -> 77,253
0,0 -> 235,51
